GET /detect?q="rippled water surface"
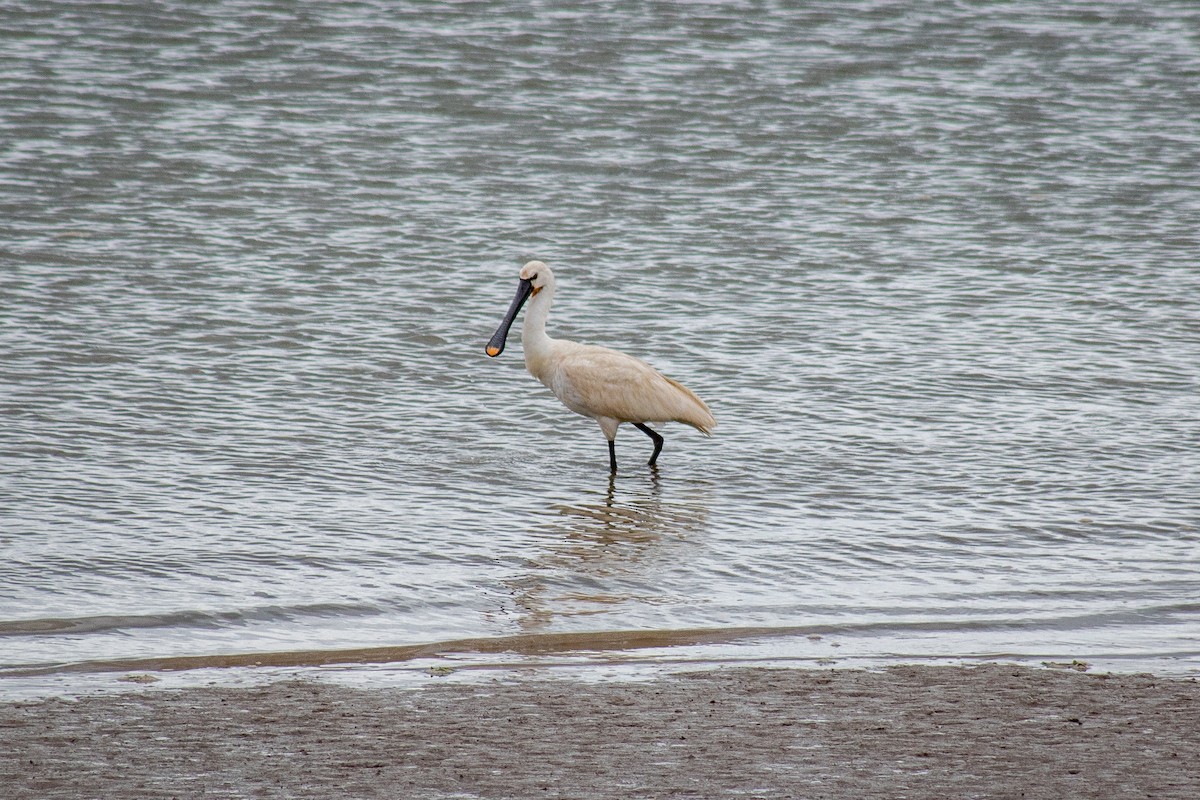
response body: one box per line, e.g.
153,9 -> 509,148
3,1 -> 1199,693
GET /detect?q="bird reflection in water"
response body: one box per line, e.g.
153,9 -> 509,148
497,471 -> 710,632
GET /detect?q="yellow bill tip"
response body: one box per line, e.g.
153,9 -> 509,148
485,345 -> 501,357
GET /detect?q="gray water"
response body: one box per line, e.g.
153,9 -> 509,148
3,1 -> 1199,694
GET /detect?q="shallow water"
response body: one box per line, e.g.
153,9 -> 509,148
2,0 -> 1199,694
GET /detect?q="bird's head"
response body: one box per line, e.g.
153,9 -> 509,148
485,261 -> 553,358
519,260 -> 551,296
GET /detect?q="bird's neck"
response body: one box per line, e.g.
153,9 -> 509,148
521,285 -> 556,368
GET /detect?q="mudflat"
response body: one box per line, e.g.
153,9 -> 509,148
3,664 -> 1197,799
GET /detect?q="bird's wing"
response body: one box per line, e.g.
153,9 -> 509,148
550,344 -> 714,431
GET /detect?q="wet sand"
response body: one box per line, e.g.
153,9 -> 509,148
3,664 -> 1198,799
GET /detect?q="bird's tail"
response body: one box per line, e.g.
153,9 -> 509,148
664,376 -> 716,436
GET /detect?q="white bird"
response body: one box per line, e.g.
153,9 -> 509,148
485,261 -> 716,472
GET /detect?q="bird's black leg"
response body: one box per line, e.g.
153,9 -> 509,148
608,439 -> 618,473
634,423 -> 664,466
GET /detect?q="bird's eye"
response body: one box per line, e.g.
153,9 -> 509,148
529,274 -> 538,282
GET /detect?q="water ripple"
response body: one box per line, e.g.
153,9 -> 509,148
2,0 -> 1198,685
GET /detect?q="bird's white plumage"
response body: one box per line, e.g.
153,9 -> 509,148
529,340 -> 714,440
505,261 -> 715,447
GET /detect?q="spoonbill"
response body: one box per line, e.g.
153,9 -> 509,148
485,261 -> 716,472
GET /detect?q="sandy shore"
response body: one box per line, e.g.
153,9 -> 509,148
3,663 -> 1198,799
